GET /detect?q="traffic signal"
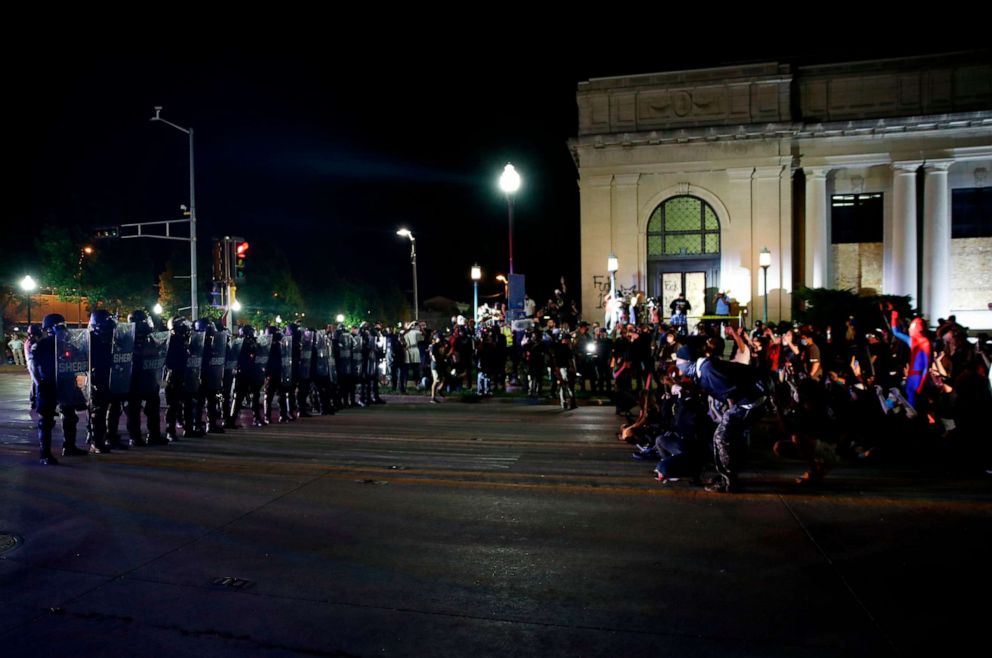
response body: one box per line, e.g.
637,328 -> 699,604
93,226 -> 119,239
212,239 -> 224,282
234,241 -> 249,282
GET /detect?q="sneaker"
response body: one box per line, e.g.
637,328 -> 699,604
89,444 -> 111,455
632,448 -> 658,461
40,455 -> 60,466
61,446 -> 88,457
654,470 -> 680,484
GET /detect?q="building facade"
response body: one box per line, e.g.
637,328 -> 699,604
571,53 -> 991,329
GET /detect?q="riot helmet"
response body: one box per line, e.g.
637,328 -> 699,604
238,324 -> 256,339
42,313 -> 66,335
89,309 -> 116,335
193,318 -> 215,335
168,316 -> 191,336
128,309 -> 154,334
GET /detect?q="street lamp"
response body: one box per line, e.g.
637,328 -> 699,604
607,253 -> 619,294
471,264 -> 482,321
495,274 -> 508,307
498,163 -> 521,275
151,106 -> 199,320
19,275 -> 37,324
396,228 -> 419,321
335,314 -> 345,324
759,247 -> 772,324
153,303 -> 164,315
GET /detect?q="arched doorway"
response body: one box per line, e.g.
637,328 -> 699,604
646,195 -> 721,321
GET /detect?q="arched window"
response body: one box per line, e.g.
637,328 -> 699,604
647,196 -> 721,258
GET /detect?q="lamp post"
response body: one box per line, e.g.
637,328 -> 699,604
499,163 -> 521,275
19,275 -> 37,325
396,229 -> 419,321
471,264 -> 482,322
151,107 -> 199,320
607,253 -> 619,295
495,274 -> 508,307
759,247 -> 772,324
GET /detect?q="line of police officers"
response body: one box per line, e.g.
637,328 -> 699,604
28,310 -> 387,465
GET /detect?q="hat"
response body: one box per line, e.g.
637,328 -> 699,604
675,345 -> 696,361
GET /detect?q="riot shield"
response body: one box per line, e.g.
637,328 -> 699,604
109,322 -> 136,396
254,335 -> 272,382
137,332 -> 170,397
314,330 -> 328,379
299,330 -> 314,381
206,331 -> 229,392
224,336 -> 243,399
280,334 -> 293,387
56,328 -> 90,407
184,331 -> 205,394
328,336 -> 338,384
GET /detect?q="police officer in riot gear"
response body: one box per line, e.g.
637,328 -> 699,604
370,323 -> 387,404
314,325 -> 337,415
32,314 -> 87,463
285,323 -> 304,418
87,310 -> 117,453
194,318 -> 225,434
352,324 -> 367,407
164,316 -> 194,441
263,325 -> 290,423
231,324 -> 264,427
126,310 -> 167,446
334,323 -> 353,409
26,323 -> 43,410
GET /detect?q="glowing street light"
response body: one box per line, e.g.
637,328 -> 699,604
498,163 -> 521,274
759,247 -> 772,324
396,228 -> 419,321
19,275 -> 38,324
153,303 -> 164,315
335,314 -> 346,324
471,264 -> 482,321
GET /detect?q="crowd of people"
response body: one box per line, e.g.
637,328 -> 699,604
612,302 -> 992,492
10,284 -> 992,490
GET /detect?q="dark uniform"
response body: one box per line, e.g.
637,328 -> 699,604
164,316 -> 194,441
32,314 -> 87,464
87,310 -> 117,453
195,319 -> 226,434
231,325 -> 264,427
126,310 -> 166,446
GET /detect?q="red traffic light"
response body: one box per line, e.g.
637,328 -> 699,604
236,242 -> 249,256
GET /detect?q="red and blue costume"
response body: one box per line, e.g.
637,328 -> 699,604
891,311 -> 930,410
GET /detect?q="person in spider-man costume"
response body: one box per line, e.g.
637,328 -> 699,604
890,306 -> 930,411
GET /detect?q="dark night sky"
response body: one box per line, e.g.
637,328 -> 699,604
5,20 -> 983,315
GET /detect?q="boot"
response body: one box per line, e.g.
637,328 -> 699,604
38,420 -> 58,465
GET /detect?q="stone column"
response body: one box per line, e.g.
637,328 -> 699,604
579,175 -> 615,317
887,162 -> 920,299
804,168 -> 829,289
612,174 -> 641,292
922,160 -> 953,323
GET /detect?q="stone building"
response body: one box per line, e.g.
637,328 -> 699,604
571,52 -> 991,329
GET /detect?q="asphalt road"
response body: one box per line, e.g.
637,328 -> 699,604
0,371 -> 989,657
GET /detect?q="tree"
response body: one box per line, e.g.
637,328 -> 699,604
794,287 -> 914,333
